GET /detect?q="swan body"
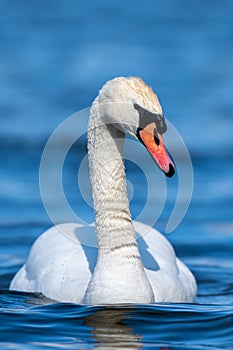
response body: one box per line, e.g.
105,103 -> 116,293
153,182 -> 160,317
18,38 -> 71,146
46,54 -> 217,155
10,77 -> 197,304
10,222 -> 196,303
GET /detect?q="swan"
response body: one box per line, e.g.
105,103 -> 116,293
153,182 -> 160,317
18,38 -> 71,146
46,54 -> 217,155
10,77 -> 197,304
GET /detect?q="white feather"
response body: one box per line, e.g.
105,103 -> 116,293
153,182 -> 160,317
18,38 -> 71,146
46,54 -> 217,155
10,77 -> 197,304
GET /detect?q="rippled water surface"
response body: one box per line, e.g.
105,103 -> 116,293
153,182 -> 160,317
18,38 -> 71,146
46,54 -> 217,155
1,0 -> 233,349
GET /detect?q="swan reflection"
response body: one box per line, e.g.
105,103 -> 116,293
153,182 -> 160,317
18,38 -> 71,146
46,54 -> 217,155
84,307 -> 142,349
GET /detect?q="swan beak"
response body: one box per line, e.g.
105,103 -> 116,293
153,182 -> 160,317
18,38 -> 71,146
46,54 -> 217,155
137,122 -> 175,178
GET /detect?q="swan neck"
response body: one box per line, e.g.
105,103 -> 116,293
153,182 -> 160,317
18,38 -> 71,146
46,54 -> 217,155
88,102 -> 135,250
85,98 -> 154,304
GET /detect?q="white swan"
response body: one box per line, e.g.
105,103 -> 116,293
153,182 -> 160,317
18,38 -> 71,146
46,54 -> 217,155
10,77 -> 197,304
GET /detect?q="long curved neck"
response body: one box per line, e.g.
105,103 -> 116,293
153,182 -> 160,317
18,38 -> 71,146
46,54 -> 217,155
88,102 -> 135,251
85,99 -> 154,304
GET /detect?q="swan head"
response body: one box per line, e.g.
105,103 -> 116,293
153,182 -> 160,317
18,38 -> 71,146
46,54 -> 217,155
96,76 -> 175,178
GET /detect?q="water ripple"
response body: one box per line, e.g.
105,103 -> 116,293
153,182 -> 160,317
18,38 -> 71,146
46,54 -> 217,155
0,291 -> 233,349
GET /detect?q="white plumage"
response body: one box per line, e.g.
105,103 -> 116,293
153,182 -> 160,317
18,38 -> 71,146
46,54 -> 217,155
10,77 -> 197,304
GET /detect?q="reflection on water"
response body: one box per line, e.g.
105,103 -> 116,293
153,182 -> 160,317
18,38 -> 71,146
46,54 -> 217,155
84,308 -> 142,349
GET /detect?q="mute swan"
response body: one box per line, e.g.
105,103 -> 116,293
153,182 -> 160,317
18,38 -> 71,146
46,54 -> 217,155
10,77 -> 197,304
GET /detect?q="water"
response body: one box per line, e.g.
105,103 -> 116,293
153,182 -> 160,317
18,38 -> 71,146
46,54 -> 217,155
1,298 -> 233,350
1,0 -> 233,349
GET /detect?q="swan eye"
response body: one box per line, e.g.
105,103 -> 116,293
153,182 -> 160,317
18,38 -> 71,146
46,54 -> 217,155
155,114 -> 167,134
134,103 -> 167,135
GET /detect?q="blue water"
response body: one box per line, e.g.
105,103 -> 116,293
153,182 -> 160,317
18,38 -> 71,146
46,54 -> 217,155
1,0 -> 233,349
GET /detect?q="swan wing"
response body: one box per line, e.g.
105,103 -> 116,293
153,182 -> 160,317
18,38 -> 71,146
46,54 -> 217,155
134,221 -> 197,302
10,223 -> 97,303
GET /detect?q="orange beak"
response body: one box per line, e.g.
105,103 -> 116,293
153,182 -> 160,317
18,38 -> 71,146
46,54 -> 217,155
137,122 -> 175,177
